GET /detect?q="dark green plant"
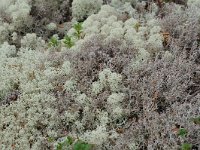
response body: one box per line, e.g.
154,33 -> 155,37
73,140 -> 93,150
55,136 -> 93,150
73,22 -> 83,39
181,143 -> 192,150
178,128 -> 187,137
63,35 -> 75,48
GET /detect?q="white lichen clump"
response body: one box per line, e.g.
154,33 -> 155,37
0,0 -> 198,149
72,0 -> 103,20
0,0 -> 32,33
81,126 -> 108,145
187,0 -> 200,7
107,93 -> 125,119
81,5 -> 163,53
92,68 -> 122,94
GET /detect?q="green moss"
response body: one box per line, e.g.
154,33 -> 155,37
181,143 -> 192,150
178,128 -> 187,137
55,136 -> 93,150
73,140 -> 93,150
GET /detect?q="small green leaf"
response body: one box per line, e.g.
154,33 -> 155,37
56,142 -> 63,150
48,37 -> 59,47
48,137 -> 55,142
178,128 -> 187,137
63,35 -> 74,48
73,22 -> 83,32
73,22 -> 83,39
134,22 -> 141,32
181,143 -> 192,150
66,136 -> 74,145
191,117 -> 200,125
